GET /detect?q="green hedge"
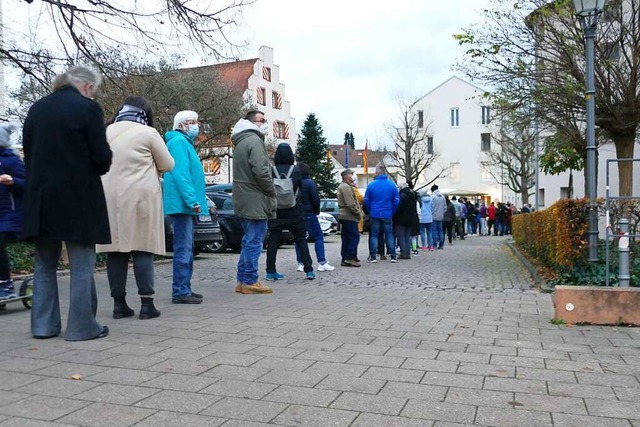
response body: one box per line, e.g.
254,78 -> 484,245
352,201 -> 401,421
7,242 -> 108,275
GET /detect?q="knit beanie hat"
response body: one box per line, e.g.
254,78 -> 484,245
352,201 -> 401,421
0,122 -> 17,148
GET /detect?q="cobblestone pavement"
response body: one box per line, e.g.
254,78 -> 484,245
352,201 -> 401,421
0,234 -> 639,426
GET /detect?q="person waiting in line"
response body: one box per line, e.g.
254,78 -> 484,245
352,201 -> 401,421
337,169 -> 362,267
23,65 -> 112,341
97,96 -> 174,320
266,143 -> 315,280
393,182 -> 417,259
443,195 -> 456,245
162,110 -> 208,304
0,122 -> 25,300
295,161 -> 334,273
364,165 -> 399,263
418,189 -> 434,251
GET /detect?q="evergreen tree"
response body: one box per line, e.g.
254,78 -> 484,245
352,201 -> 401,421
343,132 -> 355,149
297,113 -> 338,197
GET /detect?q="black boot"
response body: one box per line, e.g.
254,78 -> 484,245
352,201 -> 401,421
113,296 -> 134,319
139,298 -> 161,320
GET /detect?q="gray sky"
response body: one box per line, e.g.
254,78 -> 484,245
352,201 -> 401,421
239,0 -> 492,149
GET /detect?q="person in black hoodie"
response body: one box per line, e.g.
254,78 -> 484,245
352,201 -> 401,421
294,162 -> 334,272
266,143 -> 315,280
393,182 -> 417,259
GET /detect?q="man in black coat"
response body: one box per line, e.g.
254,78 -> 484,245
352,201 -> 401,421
22,65 -> 112,341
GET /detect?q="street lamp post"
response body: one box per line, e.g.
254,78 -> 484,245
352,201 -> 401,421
573,0 -> 606,263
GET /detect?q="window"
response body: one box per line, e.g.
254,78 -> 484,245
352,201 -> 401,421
418,110 -> 424,128
449,162 -> 460,184
332,150 -> 337,156
450,108 -> 459,127
274,121 -> 289,139
481,133 -> 491,152
560,187 -> 571,199
538,188 -> 545,207
481,106 -> 491,125
481,161 -> 492,183
272,91 -> 282,109
256,87 -> 266,106
262,66 -> 272,81
427,136 -> 434,155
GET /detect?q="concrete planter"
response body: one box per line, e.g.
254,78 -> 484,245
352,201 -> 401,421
554,285 -> 640,325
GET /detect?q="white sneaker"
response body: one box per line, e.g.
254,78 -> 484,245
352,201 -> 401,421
297,263 -> 304,272
318,262 -> 335,271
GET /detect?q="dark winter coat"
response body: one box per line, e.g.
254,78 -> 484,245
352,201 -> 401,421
22,86 -> 113,244
443,201 -> 456,222
0,148 -> 26,233
300,171 -> 320,216
272,143 -> 304,220
393,187 -> 418,227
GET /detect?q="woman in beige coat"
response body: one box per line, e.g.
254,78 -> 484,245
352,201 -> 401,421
97,96 -> 174,320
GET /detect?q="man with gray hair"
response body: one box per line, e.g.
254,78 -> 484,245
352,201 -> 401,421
23,65 -> 112,341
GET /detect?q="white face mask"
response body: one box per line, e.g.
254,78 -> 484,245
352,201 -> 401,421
259,123 -> 270,135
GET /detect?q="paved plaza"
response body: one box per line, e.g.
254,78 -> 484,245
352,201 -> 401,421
0,235 -> 639,426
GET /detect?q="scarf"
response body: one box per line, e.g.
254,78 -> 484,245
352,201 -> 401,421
114,104 -> 148,126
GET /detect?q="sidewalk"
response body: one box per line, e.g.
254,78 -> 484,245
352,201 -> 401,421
0,235 -> 638,426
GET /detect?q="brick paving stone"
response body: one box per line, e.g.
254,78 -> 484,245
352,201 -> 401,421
446,387 -> 514,409
476,407 -> 552,427
74,383 -> 159,405
401,358 -> 459,373
304,361 -> 369,378
316,375 -> 387,394
0,395 -> 90,421
288,339 -> 343,351
84,367 -> 161,385
379,381 -> 448,401
348,354 -> 405,368
250,356 -> 315,372
613,386 -> 640,402
200,379 -> 277,399
200,365 -> 270,381
577,372 -> 640,387
0,358 -> 58,373
258,369 -> 327,387
0,390 -> 29,407
0,418 -> 77,427
141,373 -> 219,392
330,391 -> 407,415
457,362 -> 515,378
585,398 -> 640,419
201,397 -> 287,423
133,410 -> 226,427
401,400 -> 476,424
146,358 -> 218,375
362,366 -> 425,383
552,413 -> 631,427
514,393 -> 587,415
421,371 -> 484,389
13,377 -> 100,398
0,372 -> 44,390
483,377 -> 548,394
57,402 -> 156,427
351,413 -> 434,426
548,381 -> 616,399
134,389 -> 219,413
263,385 -> 340,407
516,367 -> 577,383
271,404 -> 358,427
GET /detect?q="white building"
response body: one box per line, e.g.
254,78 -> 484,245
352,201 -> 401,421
410,76 -> 508,203
204,46 -> 296,184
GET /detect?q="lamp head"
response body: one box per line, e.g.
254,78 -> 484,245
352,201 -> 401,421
573,0 -> 607,17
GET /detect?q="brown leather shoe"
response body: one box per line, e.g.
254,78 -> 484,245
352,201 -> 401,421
239,282 -> 273,294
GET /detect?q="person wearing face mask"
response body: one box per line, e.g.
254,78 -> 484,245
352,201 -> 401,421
22,65 -> 113,341
162,110 -> 208,304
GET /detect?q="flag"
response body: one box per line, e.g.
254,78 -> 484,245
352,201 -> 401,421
363,140 -> 368,174
345,144 -> 349,168
327,150 -> 332,160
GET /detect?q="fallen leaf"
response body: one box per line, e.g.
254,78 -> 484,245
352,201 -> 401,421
71,374 -> 82,380
508,401 -> 524,407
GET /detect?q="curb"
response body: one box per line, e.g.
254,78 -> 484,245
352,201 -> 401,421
506,239 -> 554,294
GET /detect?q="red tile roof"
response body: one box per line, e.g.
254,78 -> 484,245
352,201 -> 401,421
328,144 -> 388,169
176,58 -> 258,93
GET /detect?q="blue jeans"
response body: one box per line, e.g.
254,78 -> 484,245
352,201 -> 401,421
296,214 -> 326,265
369,217 -> 396,259
420,222 -> 434,247
432,221 -> 444,248
237,218 -> 268,284
339,219 -> 360,261
171,214 -> 195,299
31,239 -> 104,341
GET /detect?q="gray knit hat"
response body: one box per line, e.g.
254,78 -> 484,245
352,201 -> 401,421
0,122 -> 17,148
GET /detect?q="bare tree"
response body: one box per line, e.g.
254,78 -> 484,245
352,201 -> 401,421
484,111 -> 536,204
5,0 -> 253,90
455,0 -> 640,197
384,96 -> 448,191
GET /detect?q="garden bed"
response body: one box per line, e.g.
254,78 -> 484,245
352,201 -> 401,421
554,285 -> 640,325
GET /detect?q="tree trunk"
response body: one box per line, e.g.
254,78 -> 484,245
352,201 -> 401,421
520,173 -> 529,205
614,135 -> 635,197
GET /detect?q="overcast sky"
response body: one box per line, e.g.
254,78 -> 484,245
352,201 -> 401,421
238,0 -> 492,149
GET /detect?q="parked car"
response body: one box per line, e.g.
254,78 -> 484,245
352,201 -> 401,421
164,195 -> 222,256
205,191 -> 294,253
320,198 -> 340,232
205,183 -> 232,194
318,211 -> 338,235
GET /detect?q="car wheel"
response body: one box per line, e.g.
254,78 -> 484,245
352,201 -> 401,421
193,247 -> 202,256
209,230 -> 228,253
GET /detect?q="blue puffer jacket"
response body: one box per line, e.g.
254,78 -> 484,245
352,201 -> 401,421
162,130 -> 207,215
300,174 -> 320,216
363,174 -> 399,219
0,148 -> 25,233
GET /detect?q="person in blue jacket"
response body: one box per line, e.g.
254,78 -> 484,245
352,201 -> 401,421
162,110 -> 208,304
0,122 -> 25,300
363,165 -> 400,263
